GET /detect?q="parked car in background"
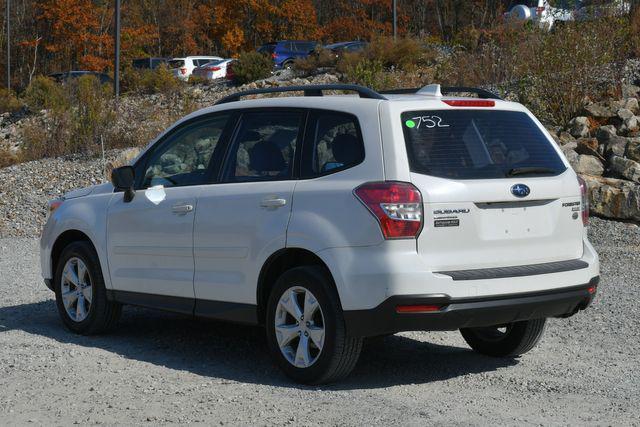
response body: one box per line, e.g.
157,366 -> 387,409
191,59 -> 234,81
48,71 -> 113,85
257,41 -> 317,69
132,57 -> 169,70
505,0 -> 573,30
169,56 -> 223,80
324,41 -> 368,57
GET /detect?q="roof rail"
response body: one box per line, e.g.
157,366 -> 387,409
380,85 -> 502,100
215,84 -> 387,105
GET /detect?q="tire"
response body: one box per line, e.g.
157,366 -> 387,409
282,60 -> 294,69
53,241 -> 121,335
265,266 -> 363,384
460,318 -> 547,357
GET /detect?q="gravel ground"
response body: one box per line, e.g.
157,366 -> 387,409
0,217 -> 638,425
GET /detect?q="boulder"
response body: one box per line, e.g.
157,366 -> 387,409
617,108 -> 634,120
556,131 -> 575,145
572,155 -> 604,176
568,116 -> 590,138
596,125 -> 617,142
560,141 -> 578,163
622,84 -> 640,99
609,155 -> 640,183
582,175 -> 640,222
602,136 -> 629,158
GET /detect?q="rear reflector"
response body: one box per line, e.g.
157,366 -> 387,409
354,181 -> 423,239
587,285 -> 597,295
443,100 -> 495,107
396,305 -> 444,313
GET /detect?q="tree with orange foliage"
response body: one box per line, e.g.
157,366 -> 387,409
39,0 -> 112,71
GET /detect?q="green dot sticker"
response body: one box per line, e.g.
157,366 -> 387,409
405,119 -> 416,128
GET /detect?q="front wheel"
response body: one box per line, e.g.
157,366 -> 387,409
265,266 -> 363,384
54,241 -> 121,335
460,318 -> 546,357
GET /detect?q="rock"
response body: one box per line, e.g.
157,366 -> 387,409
582,175 -> 640,222
583,102 -> 616,119
572,155 -> 604,176
621,116 -> 640,133
603,136 -> 629,158
609,155 -> 640,183
622,84 -> 640,98
568,116 -> 590,138
556,131 -> 575,146
617,108 -> 634,120
596,125 -> 617,142
626,138 -> 640,162
560,141 -> 578,163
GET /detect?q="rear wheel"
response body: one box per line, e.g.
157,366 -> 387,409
54,241 -> 121,335
266,266 -> 363,384
460,318 -> 546,357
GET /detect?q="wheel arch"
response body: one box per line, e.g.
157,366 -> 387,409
256,248 -> 339,324
51,230 -> 98,281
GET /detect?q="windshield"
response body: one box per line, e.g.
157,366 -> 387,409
401,109 -> 566,179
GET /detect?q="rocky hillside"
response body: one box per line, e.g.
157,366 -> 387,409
555,91 -> 640,222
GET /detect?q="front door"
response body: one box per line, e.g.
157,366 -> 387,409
107,114 -> 232,307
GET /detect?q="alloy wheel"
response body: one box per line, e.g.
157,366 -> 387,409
60,257 -> 93,322
274,286 -> 325,368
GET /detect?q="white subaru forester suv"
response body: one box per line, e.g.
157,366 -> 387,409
41,84 -> 600,384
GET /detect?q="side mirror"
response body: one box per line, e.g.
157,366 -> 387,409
111,166 -> 135,203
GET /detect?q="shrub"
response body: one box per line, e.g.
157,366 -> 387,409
232,51 -> 273,85
293,48 -> 337,76
22,75 -> 69,111
0,89 -> 23,114
123,65 -> 181,95
0,146 -> 18,167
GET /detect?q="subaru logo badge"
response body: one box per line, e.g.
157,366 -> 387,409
511,184 -> 530,198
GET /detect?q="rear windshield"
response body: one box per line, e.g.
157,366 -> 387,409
168,60 -> 185,69
401,110 -> 566,179
258,44 -> 276,54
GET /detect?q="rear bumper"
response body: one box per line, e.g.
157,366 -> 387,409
343,277 -> 599,337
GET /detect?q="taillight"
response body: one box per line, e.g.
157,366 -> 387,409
443,100 -> 495,107
48,198 -> 63,214
271,53 -> 277,59
206,66 -> 221,71
577,176 -> 589,226
354,181 -> 423,239
180,67 -> 187,75
536,6 -> 545,15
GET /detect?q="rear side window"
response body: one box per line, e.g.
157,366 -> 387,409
222,111 -> 303,182
302,111 -> 364,178
401,110 -> 566,179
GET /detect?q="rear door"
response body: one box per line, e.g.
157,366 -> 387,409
397,107 -> 583,271
192,109 -> 304,310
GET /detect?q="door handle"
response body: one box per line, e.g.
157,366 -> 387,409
260,198 -> 287,208
172,204 -> 194,214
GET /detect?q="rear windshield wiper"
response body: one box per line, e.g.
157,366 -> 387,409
506,167 -> 557,177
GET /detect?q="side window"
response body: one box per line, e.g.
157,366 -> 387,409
302,111 -> 364,178
222,111 -> 303,183
141,114 -> 230,188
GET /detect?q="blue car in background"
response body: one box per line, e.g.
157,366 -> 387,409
324,41 -> 368,57
257,41 -> 318,69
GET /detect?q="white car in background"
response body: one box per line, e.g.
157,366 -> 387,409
506,0 -> 630,30
191,59 -> 234,81
169,56 -> 223,80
